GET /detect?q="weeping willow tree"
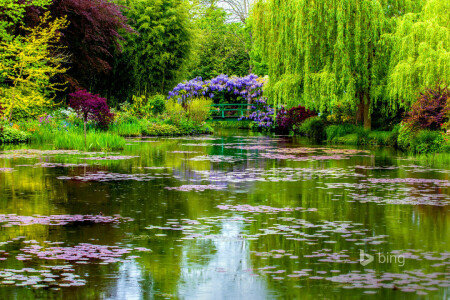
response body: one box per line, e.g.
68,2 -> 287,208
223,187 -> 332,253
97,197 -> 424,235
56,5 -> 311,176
251,0 -> 426,129
386,0 -> 450,109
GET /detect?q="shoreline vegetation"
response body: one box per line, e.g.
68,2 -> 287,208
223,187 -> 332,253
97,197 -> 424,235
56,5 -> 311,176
1,0 -> 448,155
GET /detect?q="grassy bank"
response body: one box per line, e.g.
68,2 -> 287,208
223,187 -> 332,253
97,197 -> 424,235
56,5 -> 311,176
210,120 -> 251,129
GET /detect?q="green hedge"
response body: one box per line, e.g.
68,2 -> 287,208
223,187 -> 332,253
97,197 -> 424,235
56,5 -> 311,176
0,126 -> 30,144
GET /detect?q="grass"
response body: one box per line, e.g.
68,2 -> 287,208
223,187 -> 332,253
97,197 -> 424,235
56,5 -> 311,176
210,120 -> 251,129
110,122 -> 143,137
325,124 -> 396,146
54,130 -> 126,151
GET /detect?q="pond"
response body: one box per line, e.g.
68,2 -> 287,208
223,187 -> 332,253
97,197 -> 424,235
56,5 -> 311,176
0,129 -> 448,299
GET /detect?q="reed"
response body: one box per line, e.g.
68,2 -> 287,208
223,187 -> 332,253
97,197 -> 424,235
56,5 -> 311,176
54,130 -> 126,151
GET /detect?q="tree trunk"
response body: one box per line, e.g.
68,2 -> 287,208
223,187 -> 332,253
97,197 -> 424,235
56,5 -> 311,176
363,95 -> 371,130
356,92 -> 371,130
84,120 -> 87,149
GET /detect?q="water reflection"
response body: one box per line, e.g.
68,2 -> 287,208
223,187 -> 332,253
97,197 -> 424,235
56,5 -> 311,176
0,129 -> 448,299
178,220 -> 271,299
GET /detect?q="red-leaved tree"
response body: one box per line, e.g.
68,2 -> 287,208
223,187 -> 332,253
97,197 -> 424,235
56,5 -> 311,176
26,0 -> 134,89
68,90 -> 114,146
276,105 -> 317,133
404,85 -> 449,130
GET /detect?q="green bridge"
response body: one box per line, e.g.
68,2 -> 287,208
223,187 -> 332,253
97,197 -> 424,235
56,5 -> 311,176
209,103 -> 264,120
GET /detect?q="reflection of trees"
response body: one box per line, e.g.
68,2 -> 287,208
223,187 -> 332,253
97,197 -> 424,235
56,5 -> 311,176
176,220 -> 270,298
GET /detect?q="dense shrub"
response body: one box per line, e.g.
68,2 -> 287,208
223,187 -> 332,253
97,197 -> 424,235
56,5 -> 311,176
127,94 -> 166,118
387,125 -> 401,147
142,123 -> 181,136
294,117 -> 326,141
141,122 -> 212,136
325,102 -> 355,124
165,100 -> 186,126
411,130 -> 446,154
367,131 -> 395,146
68,90 -> 114,129
325,124 -> 358,141
187,97 -> 212,125
277,105 -> 317,133
404,85 -> 449,130
0,126 -> 30,144
148,95 -> 166,115
213,120 -> 251,129
397,123 -> 416,150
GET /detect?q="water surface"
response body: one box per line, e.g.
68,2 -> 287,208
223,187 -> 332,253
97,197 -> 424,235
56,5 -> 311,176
0,129 -> 448,299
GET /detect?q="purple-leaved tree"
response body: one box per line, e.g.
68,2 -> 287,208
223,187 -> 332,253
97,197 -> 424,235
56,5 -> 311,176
68,90 -> 114,147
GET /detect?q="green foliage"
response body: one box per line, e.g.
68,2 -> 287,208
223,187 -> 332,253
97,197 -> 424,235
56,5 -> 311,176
148,95 -> 166,115
410,130 -> 447,154
324,124 -> 396,146
142,123 -> 181,136
212,120 -> 251,129
0,125 -> 30,144
294,117 -> 326,142
386,0 -> 450,108
187,97 -> 212,125
54,130 -> 125,151
124,94 -> 167,119
0,0 -> 50,42
110,122 -> 143,137
0,13 -> 69,121
187,4 -> 250,79
103,0 -> 193,102
165,100 -> 186,126
397,123 -> 417,150
251,0 -> 437,128
326,125 -> 359,142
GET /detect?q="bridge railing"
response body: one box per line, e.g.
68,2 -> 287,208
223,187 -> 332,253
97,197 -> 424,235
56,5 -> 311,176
209,103 -> 265,120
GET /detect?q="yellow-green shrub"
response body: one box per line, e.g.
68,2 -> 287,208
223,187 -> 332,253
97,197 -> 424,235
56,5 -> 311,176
187,97 -> 212,125
166,100 -> 186,126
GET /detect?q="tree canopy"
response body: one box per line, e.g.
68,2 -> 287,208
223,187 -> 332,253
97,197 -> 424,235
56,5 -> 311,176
0,12 -> 69,120
251,0 -> 447,128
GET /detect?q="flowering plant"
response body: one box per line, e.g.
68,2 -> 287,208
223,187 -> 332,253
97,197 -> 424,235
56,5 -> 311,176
168,74 -> 265,106
276,105 -> 317,133
239,98 -> 275,130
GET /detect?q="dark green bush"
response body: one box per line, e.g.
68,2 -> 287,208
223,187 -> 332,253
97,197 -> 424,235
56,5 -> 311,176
411,130 -> 445,154
148,94 -> 166,115
295,117 -> 326,141
387,125 -> 401,147
326,124 -> 358,142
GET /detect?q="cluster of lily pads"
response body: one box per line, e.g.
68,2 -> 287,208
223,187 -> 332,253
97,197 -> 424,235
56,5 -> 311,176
57,171 -> 171,182
165,185 -> 227,192
216,204 -> 318,214
0,214 -> 133,227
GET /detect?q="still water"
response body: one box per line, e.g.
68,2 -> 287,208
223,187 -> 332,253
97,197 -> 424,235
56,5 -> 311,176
0,129 -> 448,299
